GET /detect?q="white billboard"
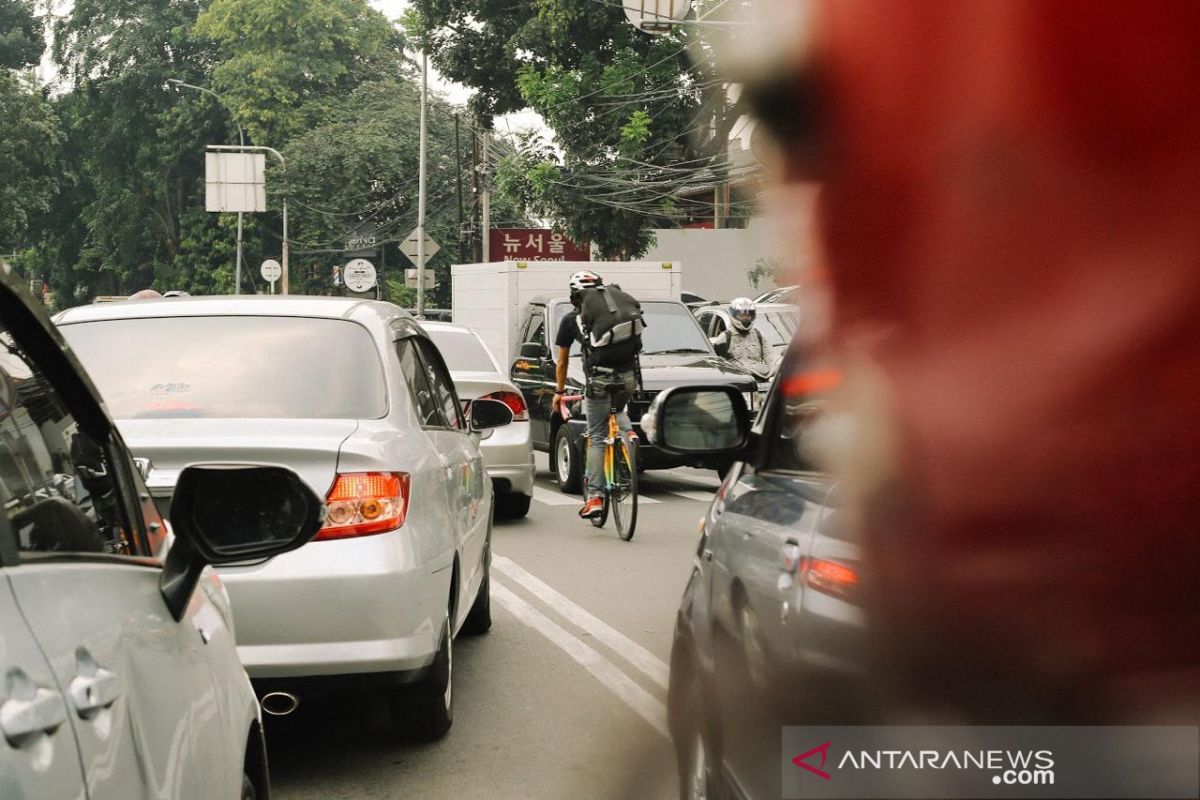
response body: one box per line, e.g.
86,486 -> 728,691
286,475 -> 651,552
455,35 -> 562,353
205,151 -> 266,213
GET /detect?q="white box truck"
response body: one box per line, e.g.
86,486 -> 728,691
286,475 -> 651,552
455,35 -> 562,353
451,260 -> 682,368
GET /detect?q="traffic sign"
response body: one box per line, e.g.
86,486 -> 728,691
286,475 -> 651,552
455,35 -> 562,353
343,258 -> 377,293
260,259 -> 282,283
405,269 -> 436,290
401,229 -> 440,263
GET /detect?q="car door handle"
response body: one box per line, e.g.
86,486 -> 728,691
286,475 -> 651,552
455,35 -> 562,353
69,667 -> 120,718
0,677 -> 67,746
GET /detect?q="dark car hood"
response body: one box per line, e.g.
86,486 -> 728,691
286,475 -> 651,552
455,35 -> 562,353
567,353 -> 757,390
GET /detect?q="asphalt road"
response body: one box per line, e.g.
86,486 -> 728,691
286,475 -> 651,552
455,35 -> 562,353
267,454 -> 721,800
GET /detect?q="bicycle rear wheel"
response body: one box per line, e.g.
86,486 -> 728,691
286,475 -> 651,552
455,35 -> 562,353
611,433 -> 638,541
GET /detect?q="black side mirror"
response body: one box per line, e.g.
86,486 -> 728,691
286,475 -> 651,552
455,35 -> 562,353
642,386 -> 752,456
519,342 -> 546,359
161,464 -> 324,621
470,398 -> 514,432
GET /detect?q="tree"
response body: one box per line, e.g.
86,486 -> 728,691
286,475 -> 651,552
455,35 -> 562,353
0,73 -> 62,253
195,0 -> 407,144
415,0 -> 743,258
0,0 -> 41,69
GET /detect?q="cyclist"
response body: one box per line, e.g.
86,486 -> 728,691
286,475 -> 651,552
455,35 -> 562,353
712,297 -> 779,380
550,270 -> 641,520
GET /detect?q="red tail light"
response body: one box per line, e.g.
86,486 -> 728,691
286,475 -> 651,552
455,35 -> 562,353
314,472 -> 409,541
802,558 -> 859,601
480,390 -> 528,421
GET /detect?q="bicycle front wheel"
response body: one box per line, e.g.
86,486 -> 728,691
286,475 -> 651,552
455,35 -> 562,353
611,433 -> 638,541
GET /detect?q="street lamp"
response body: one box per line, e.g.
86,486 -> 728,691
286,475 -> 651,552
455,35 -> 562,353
167,79 -> 246,295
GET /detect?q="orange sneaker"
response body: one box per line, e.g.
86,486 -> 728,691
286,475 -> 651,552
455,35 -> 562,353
579,497 -> 604,519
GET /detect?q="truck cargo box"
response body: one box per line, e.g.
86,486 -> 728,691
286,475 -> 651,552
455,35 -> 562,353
451,260 -> 681,367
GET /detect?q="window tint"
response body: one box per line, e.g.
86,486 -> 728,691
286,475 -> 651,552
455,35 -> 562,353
761,352 -> 820,473
0,331 -> 136,557
60,316 -> 388,420
552,300 -> 712,358
414,339 -> 464,430
397,338 -> 446,427
526,309 -> 546,349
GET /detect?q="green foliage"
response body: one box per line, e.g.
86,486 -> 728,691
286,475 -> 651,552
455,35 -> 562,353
0,0 -> 41,68
195,0 -> 406,143
417,0 -> 740,259
0,72 -> 62,250
747,256 -> 782,290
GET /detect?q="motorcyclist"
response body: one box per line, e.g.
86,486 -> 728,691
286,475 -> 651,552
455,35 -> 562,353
711,297 -> 779,379
550,270 -> 640,521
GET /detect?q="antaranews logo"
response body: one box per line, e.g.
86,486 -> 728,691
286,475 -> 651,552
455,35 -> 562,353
792,741 -> 833,780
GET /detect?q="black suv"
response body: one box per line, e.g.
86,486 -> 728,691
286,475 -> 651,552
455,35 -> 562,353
510,295 -> 759,492
644,350 -> 865,800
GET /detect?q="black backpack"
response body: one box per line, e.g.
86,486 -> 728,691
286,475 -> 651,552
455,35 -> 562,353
577,285 -> 645,367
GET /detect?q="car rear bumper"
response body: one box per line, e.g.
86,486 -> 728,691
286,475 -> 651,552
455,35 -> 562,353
217,527 -> 452,679
480,421 -> 534,496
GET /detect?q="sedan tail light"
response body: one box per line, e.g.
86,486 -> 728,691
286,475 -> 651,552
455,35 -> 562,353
801,558 -> 859,601
480,390 -> 528,421
314,472 -> 409,541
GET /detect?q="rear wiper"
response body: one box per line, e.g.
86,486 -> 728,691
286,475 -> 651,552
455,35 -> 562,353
644,348 -> 708,355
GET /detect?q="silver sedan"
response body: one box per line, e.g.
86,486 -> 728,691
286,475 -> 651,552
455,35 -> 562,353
423,321 -> 535,519
56,296 -> 510,741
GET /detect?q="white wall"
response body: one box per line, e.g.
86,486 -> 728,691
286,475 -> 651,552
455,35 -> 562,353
638,218 -> 789,302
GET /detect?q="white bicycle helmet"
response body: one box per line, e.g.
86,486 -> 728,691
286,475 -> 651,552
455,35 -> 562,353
729,296 -> 757,332
568,269 -> 602,305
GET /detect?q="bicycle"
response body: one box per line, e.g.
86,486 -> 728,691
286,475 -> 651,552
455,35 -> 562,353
559,392 -> 638,541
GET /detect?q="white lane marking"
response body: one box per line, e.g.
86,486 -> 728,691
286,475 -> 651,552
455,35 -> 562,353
667,490 -> 715,503
532,486 -> 578,506
493,556 -> 670,689
492,583 -> 670,738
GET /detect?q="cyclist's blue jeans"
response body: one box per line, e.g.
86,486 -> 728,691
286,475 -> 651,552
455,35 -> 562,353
584,394 -> 632,500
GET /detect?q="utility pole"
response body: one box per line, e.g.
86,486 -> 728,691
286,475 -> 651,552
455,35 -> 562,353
416,50 -> 429,315
454,114 -> 465,263
471,124 -> 481,261
480,130 -> 491,263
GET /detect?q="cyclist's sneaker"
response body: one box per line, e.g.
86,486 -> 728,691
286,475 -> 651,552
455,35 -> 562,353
579,497 -> 604,519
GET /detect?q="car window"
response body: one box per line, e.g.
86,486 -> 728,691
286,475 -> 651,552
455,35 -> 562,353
711,314 -> 728,336
0,331 -> 138,557
552,300 -> 713,358
526,309 -> 546,350
60,316 -> 388,420
396,338 -> 446,428
413,339 -> 465,431
761,354 -> 820,473
428,329 -> 497,373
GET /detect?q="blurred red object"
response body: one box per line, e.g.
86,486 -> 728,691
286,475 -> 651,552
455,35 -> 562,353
809,0 -> 1200,719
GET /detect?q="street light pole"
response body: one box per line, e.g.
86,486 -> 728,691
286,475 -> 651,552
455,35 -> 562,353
417,50 -> 428,316
168,79 -> 245,295
207,144 -> 289,294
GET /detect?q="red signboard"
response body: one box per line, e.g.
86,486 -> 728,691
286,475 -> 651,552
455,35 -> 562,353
489,228 -> 590,262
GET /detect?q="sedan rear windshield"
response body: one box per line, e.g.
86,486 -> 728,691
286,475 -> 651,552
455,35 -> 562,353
427,329 -> 498,373
60,316 -> 387,419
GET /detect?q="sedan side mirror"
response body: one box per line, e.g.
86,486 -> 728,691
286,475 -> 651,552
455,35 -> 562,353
642,386 -> 752,456
161,464 -> 324,621
470,398 -> 514,432
519,342 -> 546,359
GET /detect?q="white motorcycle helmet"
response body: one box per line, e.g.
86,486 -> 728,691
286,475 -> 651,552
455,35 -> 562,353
729,296 -> 757,332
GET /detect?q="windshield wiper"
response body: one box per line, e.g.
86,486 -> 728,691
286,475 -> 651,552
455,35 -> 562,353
644,348 -> 708,355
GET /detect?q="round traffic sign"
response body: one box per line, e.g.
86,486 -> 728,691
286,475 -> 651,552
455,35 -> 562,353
260,259 -> 282,283
343,258 -> 377,293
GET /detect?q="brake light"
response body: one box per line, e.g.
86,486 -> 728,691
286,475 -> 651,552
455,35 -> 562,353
314,472 -> 409,541
802,558 -> 859,601
481,390 -> 528,421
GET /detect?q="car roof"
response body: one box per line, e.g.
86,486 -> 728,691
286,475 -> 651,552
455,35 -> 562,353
527,294 -> 687,307
419,320 -> 477,336
54,295 -> 409,326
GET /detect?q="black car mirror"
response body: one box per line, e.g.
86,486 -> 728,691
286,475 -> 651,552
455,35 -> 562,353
519,341 -> 545,359
161,464 -> 323,620
470,398 -> 514,431
643,386 -> 751,455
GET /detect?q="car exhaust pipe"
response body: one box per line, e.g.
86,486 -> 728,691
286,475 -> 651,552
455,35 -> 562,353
260,691 -> 300,717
